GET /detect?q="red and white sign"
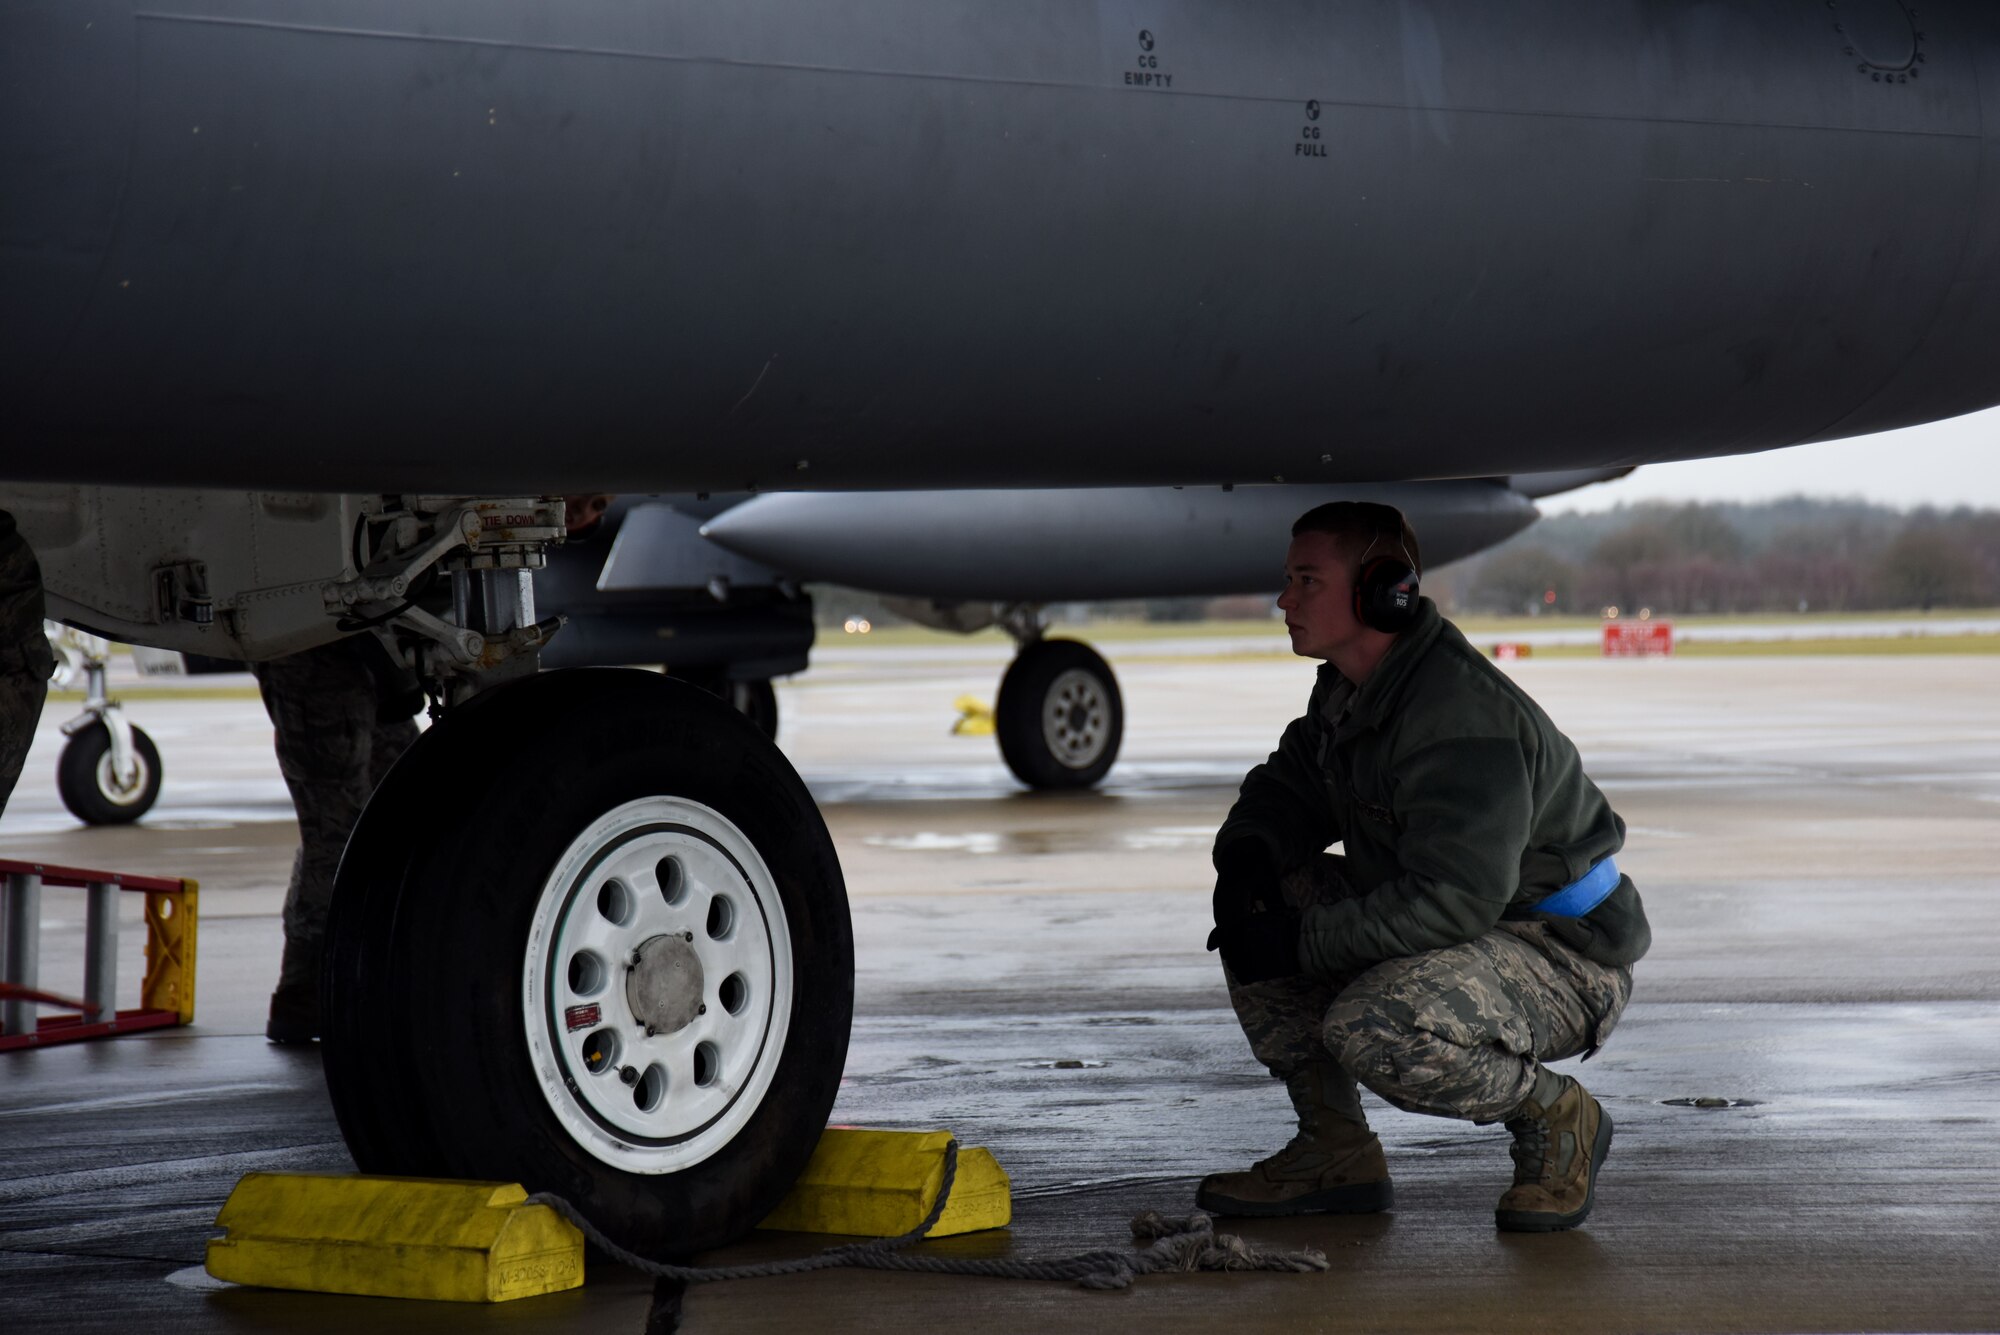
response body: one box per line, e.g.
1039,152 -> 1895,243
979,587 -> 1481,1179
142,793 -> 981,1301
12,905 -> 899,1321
1602,621 -> 1674,657
1492,642 -> 1533,660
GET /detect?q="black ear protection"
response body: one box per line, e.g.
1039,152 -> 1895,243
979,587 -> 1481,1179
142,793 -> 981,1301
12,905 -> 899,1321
1352,532 -> 1422,633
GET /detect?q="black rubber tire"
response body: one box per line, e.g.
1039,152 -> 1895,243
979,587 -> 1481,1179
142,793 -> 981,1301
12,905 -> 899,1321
995,639 -> 1123,790
321,668 -> 852,1258
56,722 -> 162,825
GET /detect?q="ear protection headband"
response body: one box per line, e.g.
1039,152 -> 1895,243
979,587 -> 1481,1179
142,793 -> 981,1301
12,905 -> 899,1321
1352,532 -> 1421,633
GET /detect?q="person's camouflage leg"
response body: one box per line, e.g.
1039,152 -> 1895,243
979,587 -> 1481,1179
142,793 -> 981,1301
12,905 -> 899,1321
1196,1062 -> 1392,1216
1323,929 -> 1605,1122
0,511 -> 55,818
253,638 -> 418,1043
1494,1071 -> 1613,1232
1205,856 -> 1390,1214
0,674 -> 48,816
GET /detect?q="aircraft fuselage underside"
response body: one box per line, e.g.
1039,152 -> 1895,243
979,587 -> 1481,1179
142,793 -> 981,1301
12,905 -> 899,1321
5,0 -> 1999,493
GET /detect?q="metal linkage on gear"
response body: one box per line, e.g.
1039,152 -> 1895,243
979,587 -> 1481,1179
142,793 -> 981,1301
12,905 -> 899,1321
993,602 -> 1045,647
320,497 -> 569,707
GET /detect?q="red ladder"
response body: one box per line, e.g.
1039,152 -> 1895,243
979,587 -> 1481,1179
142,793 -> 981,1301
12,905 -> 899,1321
0,859 -> 198,1050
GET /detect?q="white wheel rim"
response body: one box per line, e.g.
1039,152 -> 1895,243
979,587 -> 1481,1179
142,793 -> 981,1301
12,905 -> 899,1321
1040,667 -> 1111,770
522,796 -> 793,1173
93,750 -> 149,804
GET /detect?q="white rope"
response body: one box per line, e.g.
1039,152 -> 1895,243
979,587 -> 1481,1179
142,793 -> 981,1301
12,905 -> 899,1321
525,1141 -> 1328,1292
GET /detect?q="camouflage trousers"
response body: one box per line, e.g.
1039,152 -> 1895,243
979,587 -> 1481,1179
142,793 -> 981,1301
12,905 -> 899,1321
0,669 -> 49,818
0,514 -> 55,818
1226,854 -> 1633,1125
252,637 -> 419,989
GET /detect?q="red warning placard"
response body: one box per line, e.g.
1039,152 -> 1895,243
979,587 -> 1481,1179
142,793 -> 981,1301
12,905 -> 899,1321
1602,621 -> 1674,657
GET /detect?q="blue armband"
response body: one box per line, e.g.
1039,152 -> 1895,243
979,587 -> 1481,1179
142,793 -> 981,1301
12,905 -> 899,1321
1531,857 -> 1620,918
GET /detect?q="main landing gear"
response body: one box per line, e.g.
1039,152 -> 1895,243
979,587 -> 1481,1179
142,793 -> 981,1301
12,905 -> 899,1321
992,609 -> 1123,790
317,498 -> 852,1257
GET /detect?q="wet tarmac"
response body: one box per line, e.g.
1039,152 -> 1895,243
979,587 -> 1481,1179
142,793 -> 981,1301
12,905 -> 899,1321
3,650 -> 1998,1333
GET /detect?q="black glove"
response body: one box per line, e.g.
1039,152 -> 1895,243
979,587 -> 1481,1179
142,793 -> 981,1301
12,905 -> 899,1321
1208,906 -> 1303,984
1210,839 -> 1281,931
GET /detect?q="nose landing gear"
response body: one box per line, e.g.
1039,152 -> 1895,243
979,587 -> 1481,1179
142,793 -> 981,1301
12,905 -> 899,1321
47,626 -> 161,825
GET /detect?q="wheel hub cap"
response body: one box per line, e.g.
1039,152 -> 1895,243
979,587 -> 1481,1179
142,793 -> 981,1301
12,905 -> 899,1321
1042,668 -> 1110,769
627,934 -> 705,1035
522,796 -> 794,1172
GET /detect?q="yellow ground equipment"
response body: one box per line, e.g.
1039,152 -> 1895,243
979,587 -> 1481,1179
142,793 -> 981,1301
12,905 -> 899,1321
758,1127 -> 1011,1237
0,859 -> 196,1050
205,1174 -> 584,1303
951,695 -> 996,736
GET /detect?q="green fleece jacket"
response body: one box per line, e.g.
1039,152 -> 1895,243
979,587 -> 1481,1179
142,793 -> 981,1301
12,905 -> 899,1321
1216,598 -> 1650,977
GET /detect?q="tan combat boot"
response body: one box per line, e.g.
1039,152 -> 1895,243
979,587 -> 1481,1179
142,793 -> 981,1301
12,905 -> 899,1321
1494,1073 -> 1612,1232
1196,1065 -> 1393,1216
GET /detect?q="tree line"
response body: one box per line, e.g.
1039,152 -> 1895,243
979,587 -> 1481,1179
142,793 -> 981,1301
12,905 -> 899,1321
1441,498 -> 2000,616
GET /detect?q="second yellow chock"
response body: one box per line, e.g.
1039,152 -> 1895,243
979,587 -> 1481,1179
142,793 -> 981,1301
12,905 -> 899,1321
205,1173 -> 583,1303
951,696 -> 996,736
759,1128 -> 1011,1237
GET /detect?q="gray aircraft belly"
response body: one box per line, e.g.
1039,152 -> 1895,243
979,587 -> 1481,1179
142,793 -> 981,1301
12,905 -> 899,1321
4,1 -> 1997,492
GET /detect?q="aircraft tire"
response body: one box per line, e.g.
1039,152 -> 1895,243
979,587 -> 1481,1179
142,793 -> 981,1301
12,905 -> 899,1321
322,668 -> 852,1258
56,722 -> 162,825
995,639 -> 1123,790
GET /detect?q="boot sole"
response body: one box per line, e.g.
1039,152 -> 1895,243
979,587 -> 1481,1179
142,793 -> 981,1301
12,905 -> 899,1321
1196,1178 -> 1393,1218
1495,1104 -> 1613,1234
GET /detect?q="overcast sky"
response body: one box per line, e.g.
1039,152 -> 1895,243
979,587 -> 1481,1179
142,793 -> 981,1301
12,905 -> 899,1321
1539,404 -> 2000,514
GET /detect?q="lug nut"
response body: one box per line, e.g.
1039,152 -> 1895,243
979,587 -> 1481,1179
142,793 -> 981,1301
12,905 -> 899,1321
619,1065 -> 639,1085
698,1004 -> 707,1016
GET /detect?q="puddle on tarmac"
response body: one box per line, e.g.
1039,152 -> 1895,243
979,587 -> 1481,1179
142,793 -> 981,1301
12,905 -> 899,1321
1119,826 -> 1216,850
1020,1059 -> 1108,1070
863,826 -> 1213,856
865,832 -> 1005,854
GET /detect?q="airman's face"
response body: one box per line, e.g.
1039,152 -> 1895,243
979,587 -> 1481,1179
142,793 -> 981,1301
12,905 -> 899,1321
565,494 -> 612,534
1275,531 -> 1363,661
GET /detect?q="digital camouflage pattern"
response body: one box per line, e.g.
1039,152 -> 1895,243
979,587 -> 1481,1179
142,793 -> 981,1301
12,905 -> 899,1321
0,511 -> 56,816
1227,854 -> 1631,1124
252,635 -> 420,991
